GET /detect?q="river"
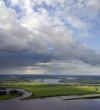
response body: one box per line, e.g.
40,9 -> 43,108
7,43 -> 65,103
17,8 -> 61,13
0,89 -> 100,110
33,78 -> 61,84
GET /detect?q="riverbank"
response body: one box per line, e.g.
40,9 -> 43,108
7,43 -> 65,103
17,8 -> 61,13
63,94 -> 100,100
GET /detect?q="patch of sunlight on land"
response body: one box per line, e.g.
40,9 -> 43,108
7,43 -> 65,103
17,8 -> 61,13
12,82 -> 47,86
77,86 -> 96,92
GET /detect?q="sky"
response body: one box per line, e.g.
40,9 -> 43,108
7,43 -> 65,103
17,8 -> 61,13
0,0 -> 100,75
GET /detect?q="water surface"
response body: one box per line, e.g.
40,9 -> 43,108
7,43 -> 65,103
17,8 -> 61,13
0,93 -> 100,110
33,78 -> 61,84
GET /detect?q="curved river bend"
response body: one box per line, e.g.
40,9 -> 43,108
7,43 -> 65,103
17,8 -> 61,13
0,89 -> 100,110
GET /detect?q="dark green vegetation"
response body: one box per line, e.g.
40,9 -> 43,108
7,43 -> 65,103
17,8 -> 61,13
0,90 -> 23,101
85,96 -> 100,99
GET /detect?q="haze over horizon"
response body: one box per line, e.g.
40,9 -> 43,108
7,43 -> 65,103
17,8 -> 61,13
0,0 -> 100,75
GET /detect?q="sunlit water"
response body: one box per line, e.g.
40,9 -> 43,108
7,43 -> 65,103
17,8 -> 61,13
33,78 -> 61,84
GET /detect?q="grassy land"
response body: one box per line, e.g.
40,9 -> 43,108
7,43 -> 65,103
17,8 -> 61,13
1,81 -> 100,99
0,92 -> 23,101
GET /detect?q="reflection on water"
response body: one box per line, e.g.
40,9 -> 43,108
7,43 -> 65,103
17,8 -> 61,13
0,97 -> 100,110
33,79 -> 61,84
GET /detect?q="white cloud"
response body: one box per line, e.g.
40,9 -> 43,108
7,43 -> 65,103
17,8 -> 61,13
36,60 -> 100,75
8,0 -> 100,31
0,0 -> 100,74
66,16 -> 88,31
87,0 -> 100,9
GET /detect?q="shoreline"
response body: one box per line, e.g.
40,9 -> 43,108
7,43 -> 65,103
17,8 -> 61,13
1,88 -> 100,101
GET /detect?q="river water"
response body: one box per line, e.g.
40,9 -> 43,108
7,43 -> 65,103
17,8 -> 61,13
0,89 -> 100,110
33,78 -> 61,84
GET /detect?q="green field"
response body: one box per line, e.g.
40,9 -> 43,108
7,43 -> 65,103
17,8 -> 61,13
1,81 -> 100,100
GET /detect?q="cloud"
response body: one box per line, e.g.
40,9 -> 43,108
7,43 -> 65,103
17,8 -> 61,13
0,0 -> 100,74
36,60 -> 100,75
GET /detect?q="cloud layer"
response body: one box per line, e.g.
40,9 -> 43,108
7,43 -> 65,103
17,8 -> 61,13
0,0 -> 100,74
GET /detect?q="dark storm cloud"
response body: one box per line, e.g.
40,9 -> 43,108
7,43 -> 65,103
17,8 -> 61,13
0,50 -> 55,67
0,44 -> 100,68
